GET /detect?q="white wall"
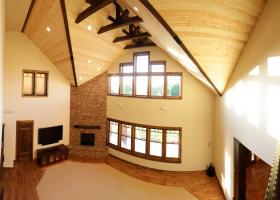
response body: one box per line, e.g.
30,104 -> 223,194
0,0 -> 4,157
214,0 -> 280,198
3,31 -> 70,167
107,46 -> 215,171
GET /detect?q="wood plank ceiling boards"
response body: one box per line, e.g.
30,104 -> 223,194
140,0 -> 267,94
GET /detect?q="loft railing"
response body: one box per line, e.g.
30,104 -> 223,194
265,144 -> 280,200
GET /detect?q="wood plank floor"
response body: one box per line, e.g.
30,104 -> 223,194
3,156 -> 225,200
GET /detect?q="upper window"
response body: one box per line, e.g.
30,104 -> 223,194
107,118 -> 182,163
22,70 -> 48,96
108,51 -> 182,99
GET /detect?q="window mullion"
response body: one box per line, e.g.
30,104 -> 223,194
162,129 -> 166,161
146,127 -> 150,159
131,126 -> 135,153
118,122 -> 121,148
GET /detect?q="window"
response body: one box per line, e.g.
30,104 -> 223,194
134,127 -> 147,154
167,75 -> 181,97
150,129 -> 163,157
107,118 -> 181,163
109,121 -> 119,146
109,75 -> 120,95
22,70 -> 48,96
108,52 -> 182,99
121,124 -> 132,150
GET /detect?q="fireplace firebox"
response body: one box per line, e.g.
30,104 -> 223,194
80,133 -> 95,146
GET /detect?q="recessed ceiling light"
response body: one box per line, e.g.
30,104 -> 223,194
97,67 -> 101,71
46,26 -> 51,32
87,25 -> 92,31
133,7 -> 139,12
87,59 -> 92,64
79,76 -> 83,81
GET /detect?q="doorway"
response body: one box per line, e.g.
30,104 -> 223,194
16,121 -> 34,161
234,138 -> 271,200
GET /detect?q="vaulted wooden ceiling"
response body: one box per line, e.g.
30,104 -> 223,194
148,0 -> 267,92
22,0 -> 267,94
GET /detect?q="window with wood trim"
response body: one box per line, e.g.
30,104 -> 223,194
108,51 -> 182,99
107,118 -> 182,163
22,70 -> 48,96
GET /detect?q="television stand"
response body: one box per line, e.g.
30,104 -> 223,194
37,144 -> 68,167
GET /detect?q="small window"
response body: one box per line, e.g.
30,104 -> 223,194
150,129 -> 163,157
151,62 -> 165,72
109,121 -> 119,146
23,70 -> 48,96
135,53 -> 149,73
120,64 -> 133,73
151,76 -> 164,96
135,127 -> 147,154
23,72 -> 35,95
167,75 -> 181,97
121,124 -> 132,150
122,76 -> 133,96
136,76 -> 148,96
166,130 -> 180,158
36,73 -> 48,95
110,76 -> 120,95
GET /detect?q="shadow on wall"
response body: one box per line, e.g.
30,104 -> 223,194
219,56 -> 280,198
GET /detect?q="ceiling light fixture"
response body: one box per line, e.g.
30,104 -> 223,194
87,25 -> 92,31
87,59 -> 92,64
133,7 -> 139,12
46,26 -> 51,32
79,76 -> 83,81
97,67 -> 101,71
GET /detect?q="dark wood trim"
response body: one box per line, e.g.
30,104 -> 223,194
113,32 -> 151,43
98,16 -> 143,34
21,0 -> 36,32
75,0 -> 116,23
16,120 -> 34,162
124,42 -> 156,49
60,0 -> 78,87
139,0 -> 222,96
107,118 -> 182,163
73,125 -> 101,129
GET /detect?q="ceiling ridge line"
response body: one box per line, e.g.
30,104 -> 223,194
139,0 -> 222,96
21,0 -> 36,33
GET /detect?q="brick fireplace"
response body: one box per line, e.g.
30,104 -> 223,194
69,73 -> 108,159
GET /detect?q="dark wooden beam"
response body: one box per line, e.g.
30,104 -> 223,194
113,32 -> 151,43
21,0 -> 36,32
75,0 -> 116,23
124,42 -> 156,49
98,16 -> 143,34
139,0 -> 222,96
61,0 -> 78,86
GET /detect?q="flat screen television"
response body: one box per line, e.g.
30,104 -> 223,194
38,125 -> 63,145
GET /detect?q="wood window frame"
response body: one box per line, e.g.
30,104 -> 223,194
22,70 -> 49,97
106,118 -> 182,163
108,51 -> 182,99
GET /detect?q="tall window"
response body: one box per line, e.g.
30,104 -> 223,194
107,118 -> 181,163
108,51 -> 182,99
22,70 -> 48,96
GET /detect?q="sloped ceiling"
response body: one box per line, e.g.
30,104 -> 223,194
148,0 -> 267,93
21,0 -> 266,94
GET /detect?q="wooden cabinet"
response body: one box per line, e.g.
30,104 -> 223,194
37,144 -> 68,167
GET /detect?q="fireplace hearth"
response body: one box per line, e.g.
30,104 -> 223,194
80,133 -> 95,146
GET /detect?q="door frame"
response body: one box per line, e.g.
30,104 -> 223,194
16,120 -> 34,161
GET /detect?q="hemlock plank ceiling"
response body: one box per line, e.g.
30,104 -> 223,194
21,0 -> 267,93
148,0 -> 267,93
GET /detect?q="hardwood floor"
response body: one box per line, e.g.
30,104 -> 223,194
3,156 -> 225,200
246,159 -> 271,200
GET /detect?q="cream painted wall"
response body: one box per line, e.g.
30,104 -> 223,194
0,0 -> 4,157
214,0 -> 280,199
3,32 -> 70,167
107,46 -> 215,171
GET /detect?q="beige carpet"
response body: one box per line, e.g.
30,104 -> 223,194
37,161 -> 198,200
